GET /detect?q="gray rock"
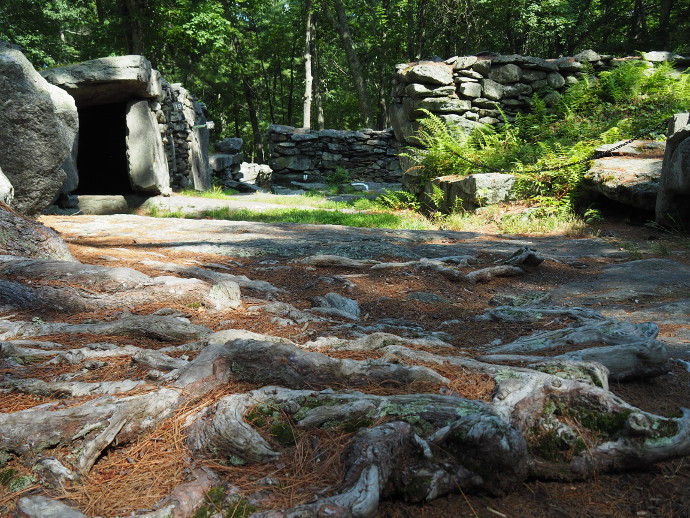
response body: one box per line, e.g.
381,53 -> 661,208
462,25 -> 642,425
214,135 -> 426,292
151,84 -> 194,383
494,54 -> 558,72
595,140 -> 665,157
406,292 -> 451,304
439,114 -> 479,134
404,83 -> 456,97
454,56 -> 478,70
190,100 -> 212,191
16,495 -> 87,518
554,259 -> 690,304
404,63 -> 453,85
503,83 -> 532,98
574,49 -> 601,63
76,195 -> 131,214
481,79 -> 505,100
239,162 -> 272,185
429,173 -> 516,212
488,64 -> 522,84
521,70 -> 547,82
531,79 -> 548,90
0,204 -> 74,261
125,100 -> 171,194
209,153 -> 243,171
40,55 -> 161,106
413,97 -> 472,114
0,167 -> 14,204
456,69 -> 483,80
643,51 -> 690,66
458,82 -> 482,98
59,134 -> 79,195
214,137 -> 244,154
271,156 -> 314,171
311,292 -> 361,320
584,156 -> 662,210
546,72 -> 566,89
0,44 -> 78,215
556,57 -> 585,73
542,90 -> 562,106
472,59 -> 492,76
656,113 -> 690,229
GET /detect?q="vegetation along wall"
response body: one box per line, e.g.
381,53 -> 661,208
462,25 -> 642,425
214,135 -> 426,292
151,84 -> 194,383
391,50 -> 690,146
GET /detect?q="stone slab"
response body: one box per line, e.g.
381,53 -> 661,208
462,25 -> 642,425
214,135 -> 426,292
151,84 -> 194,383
41,55 -> 161,106
583,156 -> 662,210
553,258 -> 690,304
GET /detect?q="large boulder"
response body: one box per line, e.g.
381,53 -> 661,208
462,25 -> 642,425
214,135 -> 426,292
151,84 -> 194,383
125,100 -> 171,194
0,43 -> 78,215
40,55 -> 161,107
426,173 -> 516,212
656,113 -> 690,229
583,140 -> 665,211
402,63 -> 454,86
0,204 -> 74,261
0,168 -> 14,205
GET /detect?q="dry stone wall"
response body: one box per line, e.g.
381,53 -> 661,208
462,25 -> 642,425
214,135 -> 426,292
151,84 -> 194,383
158,82 -> 212,191
268,125 -> 402,188
391,50 -> 690,145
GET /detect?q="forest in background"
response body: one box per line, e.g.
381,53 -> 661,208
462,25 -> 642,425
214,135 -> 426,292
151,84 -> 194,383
2,0 -> 690,161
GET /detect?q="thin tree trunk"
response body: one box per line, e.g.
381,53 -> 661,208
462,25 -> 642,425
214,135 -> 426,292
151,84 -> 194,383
415,0 -> 428,60
243,76 -> 264,163
287,36 -> 298,126
95,0 -> 105,23
630,0 -> 648,44
324,0 -> 373,128
657,0 -> 675,48
121,0 -> 145,54
303,3 -> 314,129
314,35 -> 325,130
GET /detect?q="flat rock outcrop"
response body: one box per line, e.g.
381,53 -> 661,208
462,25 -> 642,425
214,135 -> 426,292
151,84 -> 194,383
583,140 -> 665,210
0,43 -> 78,215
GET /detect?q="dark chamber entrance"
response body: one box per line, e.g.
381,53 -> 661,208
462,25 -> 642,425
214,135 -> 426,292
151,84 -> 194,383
76,103 -> 133,195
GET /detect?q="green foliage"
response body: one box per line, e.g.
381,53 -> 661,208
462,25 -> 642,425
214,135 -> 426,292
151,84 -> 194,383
407,60 -> 690,220
325,167 -> 352,193
180,186 -> 240,199
376,190 -> 421,211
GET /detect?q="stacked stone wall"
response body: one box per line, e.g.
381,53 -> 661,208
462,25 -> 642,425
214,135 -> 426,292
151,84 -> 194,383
159,82 -> 211,191
391,50 -> 690,145
268,125 -> 402,187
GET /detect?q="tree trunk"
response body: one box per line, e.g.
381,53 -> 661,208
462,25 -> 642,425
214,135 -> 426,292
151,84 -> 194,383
243,76 -> 264,163
657,0 -> 675,48
314,35 -> 326,130
302,3 -> 314,129
121,0 -> 145,54
324,0 -> 373,128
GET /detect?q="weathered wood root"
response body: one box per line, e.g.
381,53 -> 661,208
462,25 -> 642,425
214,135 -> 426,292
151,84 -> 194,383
0,256 -> 241,312
0,314 -> 211,342
184,377 -> 690,518
173,339 -> 448,390
0,388 -> 179,475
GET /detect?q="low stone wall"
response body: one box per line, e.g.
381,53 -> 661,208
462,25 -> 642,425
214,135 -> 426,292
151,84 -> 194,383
268,125 -> 402,187
390,50 -> 690,145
